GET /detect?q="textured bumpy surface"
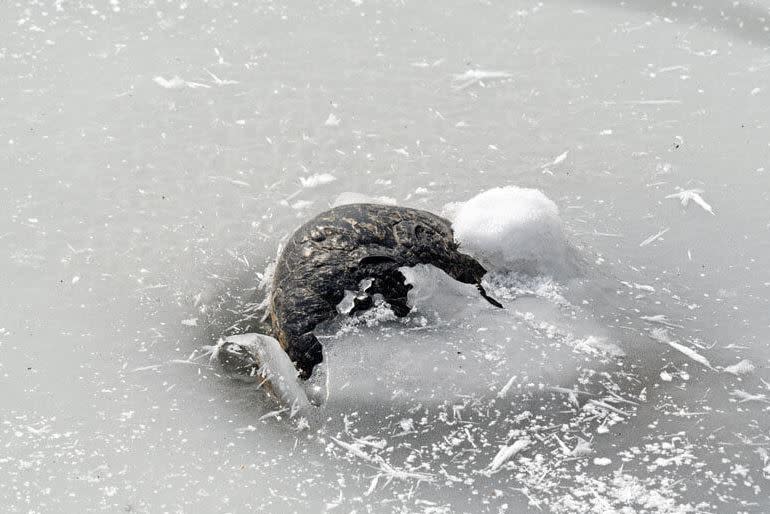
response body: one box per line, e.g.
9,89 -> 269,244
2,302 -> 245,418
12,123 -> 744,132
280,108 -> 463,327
269,203 -> 489,378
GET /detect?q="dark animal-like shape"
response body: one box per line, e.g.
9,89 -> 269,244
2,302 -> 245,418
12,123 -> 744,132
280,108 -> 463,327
267,203 -> 502,379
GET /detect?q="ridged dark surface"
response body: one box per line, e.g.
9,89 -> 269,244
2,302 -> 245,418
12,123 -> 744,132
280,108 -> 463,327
269,203 -> 487,378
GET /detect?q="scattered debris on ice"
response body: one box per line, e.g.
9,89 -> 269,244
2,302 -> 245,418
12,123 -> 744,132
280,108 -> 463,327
649,328 -> 713,369
153,75 -> 186,89
640,314 -> 683,328
203,68 -> 239,85
722,359 -> 756,376
410,58 -> 444,68
497,375 -> 517,398
299,173 -> 336,188
290,200 -> 313,210
570,437 -> 593,458
604,99 -> 682,106
452,69 -> 512,90
620,281 -> 655,293
665,188 -> 715,215
484,438 -> 531,474
331,437 -> 434,482
573,336 -> 625,358
324,113 -> 340,126
639,227 -> 670,247
258,408 -> 288,421
588,399 -> 630,417
540,150 -> 569,170
153,75 -> 210,89
730,389 -> 769,404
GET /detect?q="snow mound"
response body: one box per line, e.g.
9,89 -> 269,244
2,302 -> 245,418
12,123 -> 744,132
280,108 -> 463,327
451,186 -> 572,277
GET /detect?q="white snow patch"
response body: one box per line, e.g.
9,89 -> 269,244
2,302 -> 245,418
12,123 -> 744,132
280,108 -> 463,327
452,186 -> 572,277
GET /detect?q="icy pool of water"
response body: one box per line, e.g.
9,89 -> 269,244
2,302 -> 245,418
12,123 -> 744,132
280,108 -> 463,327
2,0 -> 770,512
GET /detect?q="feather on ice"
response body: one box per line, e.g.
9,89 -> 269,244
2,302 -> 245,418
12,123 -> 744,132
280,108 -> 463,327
666,189 -> 715,215
648,328 -> 713,369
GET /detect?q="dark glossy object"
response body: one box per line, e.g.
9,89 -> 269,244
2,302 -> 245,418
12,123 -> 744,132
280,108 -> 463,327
269,203 -> 501,379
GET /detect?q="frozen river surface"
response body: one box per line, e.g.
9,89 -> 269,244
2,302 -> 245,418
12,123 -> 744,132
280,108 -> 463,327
2,0 -> 770,512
